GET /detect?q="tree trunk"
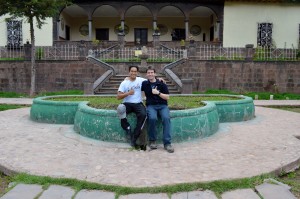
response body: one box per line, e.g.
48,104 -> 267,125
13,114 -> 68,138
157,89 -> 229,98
29,19 -> 36,97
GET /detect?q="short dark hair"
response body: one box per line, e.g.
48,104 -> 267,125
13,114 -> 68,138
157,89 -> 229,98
146,66 -> 155,73
129,65 -> 139,72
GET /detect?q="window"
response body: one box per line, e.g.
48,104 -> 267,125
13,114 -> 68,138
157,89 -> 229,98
96,28 -> 109,41
299,24 -> 300,47
6,20 -> 23,48
257,23 -> 272,47
171,29 -> 185,41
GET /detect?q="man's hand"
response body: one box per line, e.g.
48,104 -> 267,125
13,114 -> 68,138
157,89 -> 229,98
157,77 -> 166,83
152,86 -> 160,95
128,89 -> 135,95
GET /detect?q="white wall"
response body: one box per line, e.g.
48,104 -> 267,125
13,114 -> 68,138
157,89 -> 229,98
0,15 -> 53,46
223,2 -> 300,48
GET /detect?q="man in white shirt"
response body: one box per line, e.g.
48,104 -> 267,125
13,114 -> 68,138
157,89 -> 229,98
117,66 -> 147,148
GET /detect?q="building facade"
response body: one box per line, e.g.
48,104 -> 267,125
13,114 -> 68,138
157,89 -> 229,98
0,0 -> 299,48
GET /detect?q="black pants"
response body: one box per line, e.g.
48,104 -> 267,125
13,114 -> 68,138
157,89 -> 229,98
120,102 -> 146,143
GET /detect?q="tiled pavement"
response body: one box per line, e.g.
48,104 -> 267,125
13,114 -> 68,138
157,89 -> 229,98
0,98 -> 300,199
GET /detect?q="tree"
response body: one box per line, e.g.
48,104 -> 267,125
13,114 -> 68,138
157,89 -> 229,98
0,0 -> 71,96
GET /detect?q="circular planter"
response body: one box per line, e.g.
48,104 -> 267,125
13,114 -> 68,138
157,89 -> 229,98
73,101 -> 219,143
30,96 -> 84,124
204,94 -> 255,122
29,94 -> 255,143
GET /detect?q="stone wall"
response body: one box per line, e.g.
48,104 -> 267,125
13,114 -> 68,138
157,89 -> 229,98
0,60 -> 106,94
1,60 -> 300,94
174,60 -> 300,93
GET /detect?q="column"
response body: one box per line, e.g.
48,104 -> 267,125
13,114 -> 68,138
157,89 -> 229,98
153,20 -> 157,30
215,20 -> 220,42
56,20 -> 60,40
88,20 -> 92,41
121,20 -> 125,31
185,20 -> 189,40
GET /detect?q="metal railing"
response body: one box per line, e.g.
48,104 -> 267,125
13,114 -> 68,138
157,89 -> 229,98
253,47 -> 298,61
35,45 -> 79,60
0,45 -> 299,61
0,46 -> 24,60
94,47 -> 186,62
192,45 -> 299,61
193,45 -> 245,60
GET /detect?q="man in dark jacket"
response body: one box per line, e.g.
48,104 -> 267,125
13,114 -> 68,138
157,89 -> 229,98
141,66 -> 174,153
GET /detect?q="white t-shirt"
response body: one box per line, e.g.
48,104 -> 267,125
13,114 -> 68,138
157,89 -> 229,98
118,77 -> 146,103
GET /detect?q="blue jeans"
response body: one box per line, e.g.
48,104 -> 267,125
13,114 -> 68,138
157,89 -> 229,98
147,104 -> 171,146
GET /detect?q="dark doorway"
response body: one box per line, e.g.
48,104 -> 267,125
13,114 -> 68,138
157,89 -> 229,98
134,28 -> 148,46
210,26 -> 214,41
96,28 -> 109,41
66,25 -> 70,40
171,29 -> 185,41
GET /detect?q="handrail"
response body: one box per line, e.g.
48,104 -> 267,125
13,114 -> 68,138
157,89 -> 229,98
87,55 -> 117,93
165,69 -> 182,89
161,58 -> 186,92
162,57 -> 186,71
160,44 -> 181,55
92,44 -> 119,56
87,55 -> 116,75
93,70 -> 114,91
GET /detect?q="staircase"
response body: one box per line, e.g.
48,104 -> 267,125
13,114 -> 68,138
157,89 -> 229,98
94,74 -> 181,95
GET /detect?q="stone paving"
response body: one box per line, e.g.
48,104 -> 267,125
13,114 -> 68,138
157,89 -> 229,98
0,98 -> 300,198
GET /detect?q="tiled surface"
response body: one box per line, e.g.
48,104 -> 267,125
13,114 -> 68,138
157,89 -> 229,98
0,98 -> 299,198
0,106 -> 300,187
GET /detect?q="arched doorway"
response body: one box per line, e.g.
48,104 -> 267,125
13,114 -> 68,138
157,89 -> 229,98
124,5 -> 152,45
157,6 -> 185,41
92,5 -> 119,42
59,4 -> 88,41
190,6 -> 218,42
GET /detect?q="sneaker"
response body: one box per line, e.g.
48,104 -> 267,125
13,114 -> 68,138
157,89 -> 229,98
149,141 -> 158,150
139,144 -> 147,151
164,144 -> 174,153
130,138 -> 137,148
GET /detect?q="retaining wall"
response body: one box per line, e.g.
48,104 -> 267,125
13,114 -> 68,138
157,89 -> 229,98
0,60 -> 299,94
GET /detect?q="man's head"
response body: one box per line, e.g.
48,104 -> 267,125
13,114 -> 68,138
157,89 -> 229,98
128,66 -> 139,80
146,66 -> 156,82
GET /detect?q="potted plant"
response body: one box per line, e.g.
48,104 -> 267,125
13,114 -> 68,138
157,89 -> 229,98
92,39 -> 101,50
296,49 -> 300,60
189,35 -> 195,44
117,25 -> 124,35
180,39 -> 185,49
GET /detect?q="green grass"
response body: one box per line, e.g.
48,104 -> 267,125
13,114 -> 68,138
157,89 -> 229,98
0,90 -> 83,98
10,173 -> 268,198
0,104 -> 29,111
36,90 -> 84,96
277,168 -> 300,198
99,58 -> 175,63
0,92 -> 28,98
193,89 -> 300,100
0,58 -> 24,61
1,90 -> 300,100
46,95 -> 240,110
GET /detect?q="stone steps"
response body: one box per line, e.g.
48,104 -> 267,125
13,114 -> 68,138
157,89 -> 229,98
94,74 -> 181,95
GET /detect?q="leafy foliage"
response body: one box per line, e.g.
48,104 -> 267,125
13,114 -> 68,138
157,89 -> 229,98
0,0 -> 72,97
0,0 -> 71,28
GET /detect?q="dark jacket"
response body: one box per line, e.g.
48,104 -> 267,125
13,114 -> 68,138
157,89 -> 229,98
141,79 -> 169,106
